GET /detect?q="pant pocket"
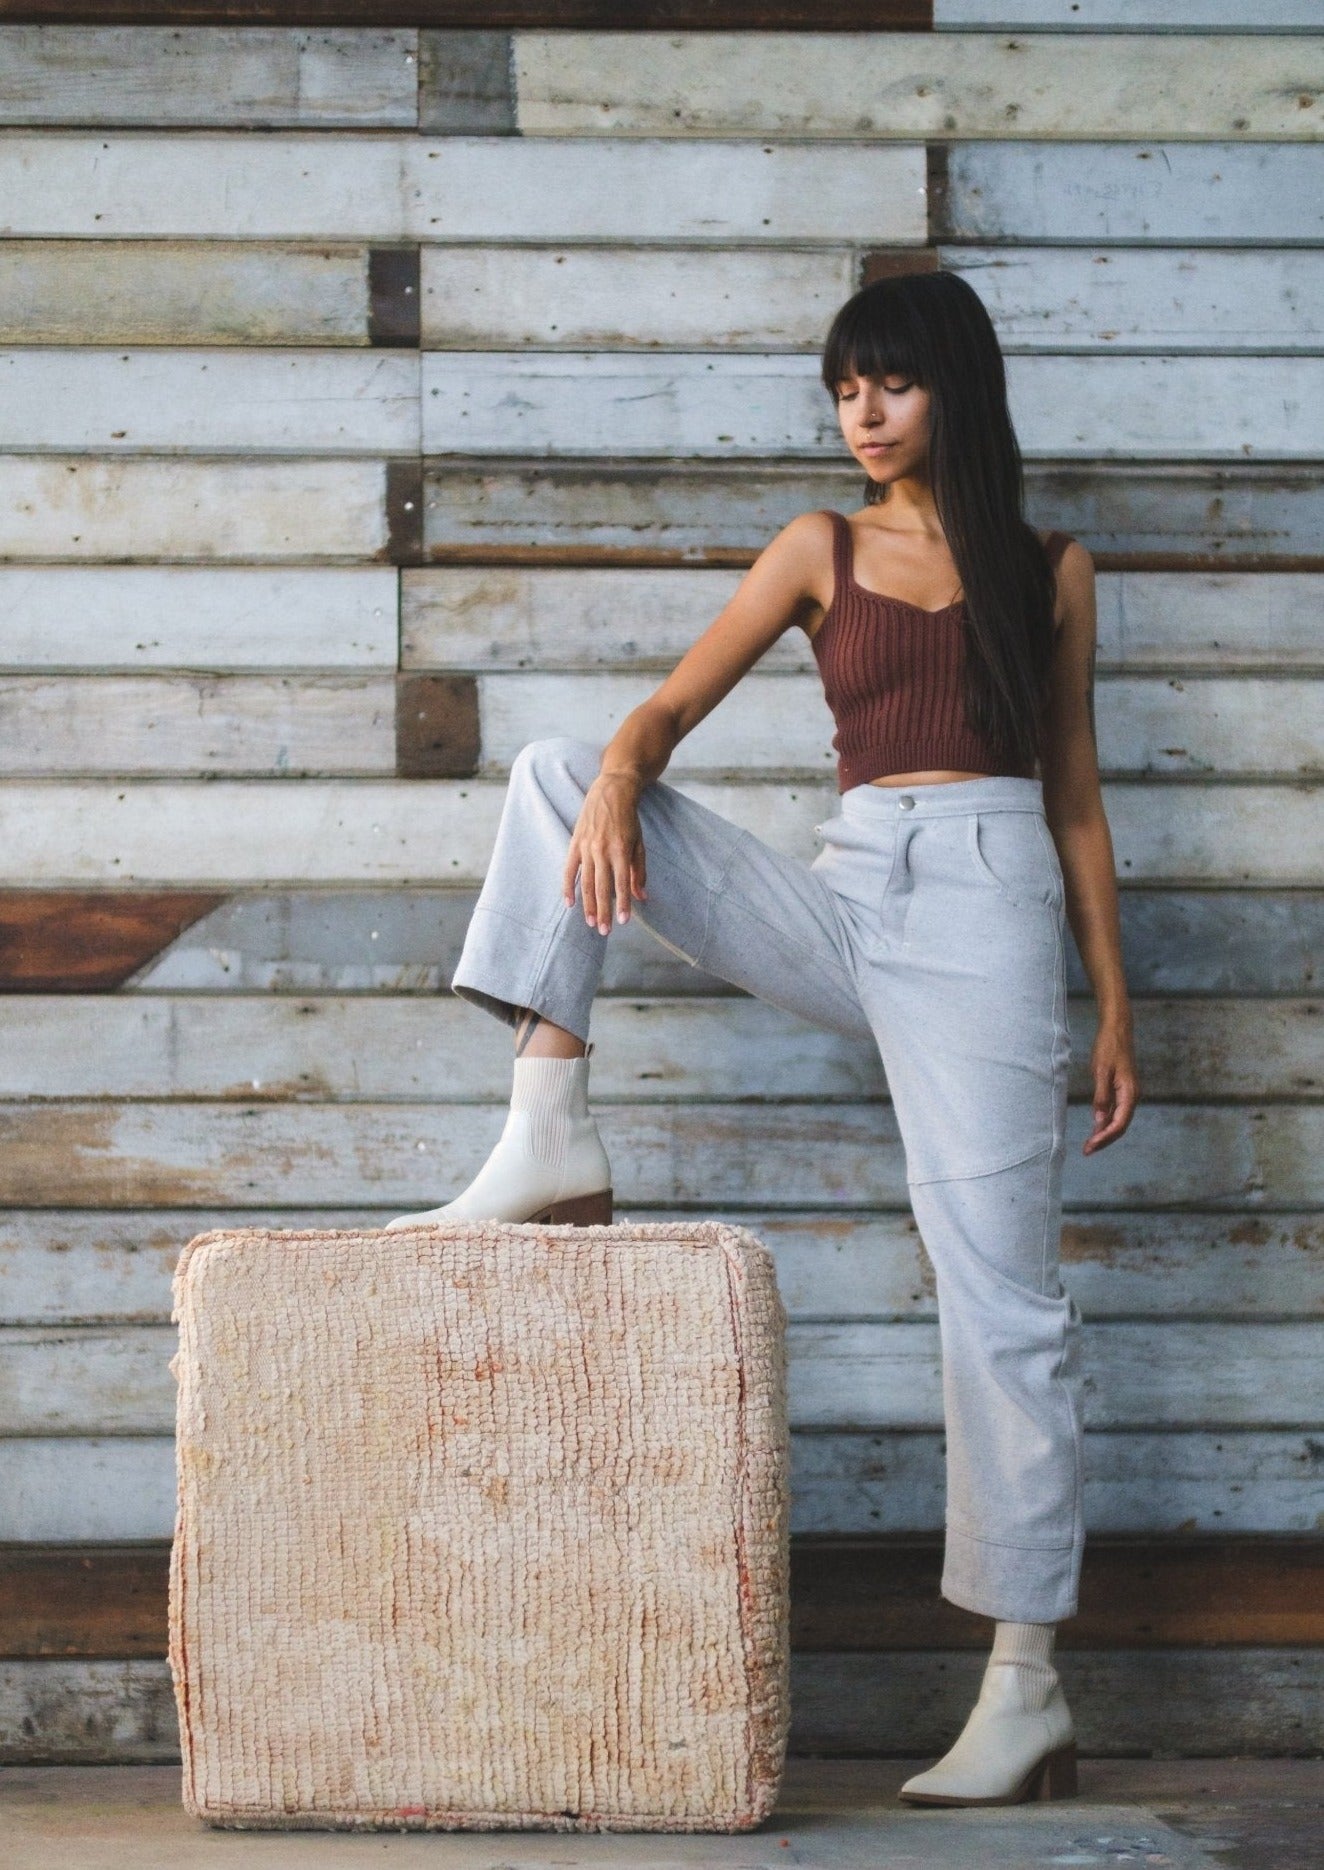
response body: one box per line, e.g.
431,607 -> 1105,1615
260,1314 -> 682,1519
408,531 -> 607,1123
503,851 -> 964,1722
966,810 -> 1061,911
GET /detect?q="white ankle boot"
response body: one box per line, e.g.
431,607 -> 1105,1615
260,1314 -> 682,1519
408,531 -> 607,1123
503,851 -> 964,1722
897,1659 -> 1077,1808
384,1046 -> 613,1230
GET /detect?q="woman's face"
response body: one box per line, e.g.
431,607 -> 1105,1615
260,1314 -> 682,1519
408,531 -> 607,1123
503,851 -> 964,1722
833,368 -> 932,485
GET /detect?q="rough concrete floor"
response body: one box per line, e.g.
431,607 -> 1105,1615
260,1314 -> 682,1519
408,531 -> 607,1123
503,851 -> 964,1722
2,1760 -> 1321,1870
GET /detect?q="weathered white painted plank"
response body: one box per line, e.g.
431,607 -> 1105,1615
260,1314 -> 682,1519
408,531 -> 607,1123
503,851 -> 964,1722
423,244 -> 1324,354
1101,678 -> 1322,777
941,247 -> 1324,352
0,241 -> 372,346
3,1428 -> 1314,1543
0,458 -> 389,562
0,28 -> 418,128
936,2 -> 1320,26
0,568 -> 398,670
125,886 -> 1324,999
0,676 -> 396,775
941,142 -> 1324,243
474,671 -> 1322,779
0,1101 -> 1315,1208
3,1318 -> 1317,1436
793,1430 -> 1324,1536
420,245 -> 858,350
402,566 -> 1324,672
423,461 -> 1324,562
0,136 -> 926,242
2,1209 -> 1317,1330
790,1650 -> 1321,1756
514,32 -> 1324,140
421,352 -> 1324,459
3,994 -> 1316,1105
0,350 -> 419,454
0,781 -> 1314,886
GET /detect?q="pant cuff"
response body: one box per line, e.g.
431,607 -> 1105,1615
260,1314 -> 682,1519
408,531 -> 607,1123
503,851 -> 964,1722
941,1521 -> 1080,1623
449,903 -> 601,1046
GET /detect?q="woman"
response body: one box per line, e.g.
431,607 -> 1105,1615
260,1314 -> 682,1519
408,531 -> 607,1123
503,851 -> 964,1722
388,271 -> 1140,1808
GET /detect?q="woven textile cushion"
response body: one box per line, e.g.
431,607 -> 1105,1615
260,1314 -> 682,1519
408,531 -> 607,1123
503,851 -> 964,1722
168,1219 -> 790,1832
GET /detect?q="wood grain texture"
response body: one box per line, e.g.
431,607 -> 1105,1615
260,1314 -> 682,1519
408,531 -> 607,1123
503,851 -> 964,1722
1,993 -> 1317,1103
0,349 -> 420,453
0,675 -> 398,774
937,246 -> 1324,351
0,1099 -> 1315,1207
0,3 -> 934,23
420,242 -> 1323,352
0,779 -> 1313,885
2,670 -> 1313,779
394,672 -> 480,776
0,893 -> 224,991
420,244 -> 859,349
0,240 -> 373,345
0,457 -> 391,561
420,461 -> 1324,566
421,351 -> 1324,459
402,565 -> 1324,670
107,885 -> 1324,999
0,567 -> 398,670
0,135 -> 926,240
4,1536 -> 1317,1660
0,26 -> 417,126
936,141 -> 1324,242
514,32 -> 1324,139
469,670 -> 1321,779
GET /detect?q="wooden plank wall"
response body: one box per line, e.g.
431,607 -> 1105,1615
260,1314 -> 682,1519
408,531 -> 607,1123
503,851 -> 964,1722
0,6 -> 1321,1762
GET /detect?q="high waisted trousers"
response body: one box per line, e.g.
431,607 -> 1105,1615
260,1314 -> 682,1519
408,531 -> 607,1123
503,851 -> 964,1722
451,735 -> 1086,1622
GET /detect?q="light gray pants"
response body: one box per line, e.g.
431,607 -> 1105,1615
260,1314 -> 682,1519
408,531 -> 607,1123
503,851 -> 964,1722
451,735 -> 1085,1622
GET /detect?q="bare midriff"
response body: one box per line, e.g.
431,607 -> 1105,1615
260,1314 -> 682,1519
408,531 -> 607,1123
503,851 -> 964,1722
867,770 -> 992,786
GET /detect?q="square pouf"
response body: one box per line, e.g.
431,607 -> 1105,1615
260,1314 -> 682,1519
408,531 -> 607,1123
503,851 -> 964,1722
168,1219 -> 790,1832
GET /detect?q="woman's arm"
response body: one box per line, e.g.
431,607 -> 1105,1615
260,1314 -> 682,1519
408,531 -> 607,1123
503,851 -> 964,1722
1039,540 -> 1141,1154
569,513 -> 829,932
596,511 -> 830,791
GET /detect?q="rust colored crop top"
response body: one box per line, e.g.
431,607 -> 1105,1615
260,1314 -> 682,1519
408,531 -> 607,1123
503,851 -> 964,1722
808,509 -> 1074,792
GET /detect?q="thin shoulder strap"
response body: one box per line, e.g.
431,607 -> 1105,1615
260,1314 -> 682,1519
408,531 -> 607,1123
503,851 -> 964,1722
1043,529 -> 1074,572
819,509 -> 852,614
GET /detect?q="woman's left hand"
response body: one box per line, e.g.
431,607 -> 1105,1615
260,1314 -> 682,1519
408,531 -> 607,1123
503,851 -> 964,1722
1083,1021 -> 1139,1154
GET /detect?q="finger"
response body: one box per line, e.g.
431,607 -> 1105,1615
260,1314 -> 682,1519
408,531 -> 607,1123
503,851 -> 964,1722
613,856 -> 632,927
632,841 -> 647,900
585,850 -> 611,932
580,849 -> 599,927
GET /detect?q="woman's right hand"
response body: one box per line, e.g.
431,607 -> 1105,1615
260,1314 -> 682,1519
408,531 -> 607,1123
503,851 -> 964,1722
564,773 -> 649,935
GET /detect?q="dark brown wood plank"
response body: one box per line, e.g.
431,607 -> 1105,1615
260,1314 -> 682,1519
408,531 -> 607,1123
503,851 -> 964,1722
0,4 -> 932,24
5,1536 -> 1318,1660
0,892 -> 224,991
791,1536 -> 1324,1651
395,672 -> 480,777
367,247 -> 420,349
0,1545 -> 170,1658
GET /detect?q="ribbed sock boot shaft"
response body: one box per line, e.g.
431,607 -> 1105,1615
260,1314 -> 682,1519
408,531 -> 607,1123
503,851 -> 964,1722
989,1620 -> 1058,1713
510,1050 -> 590,1164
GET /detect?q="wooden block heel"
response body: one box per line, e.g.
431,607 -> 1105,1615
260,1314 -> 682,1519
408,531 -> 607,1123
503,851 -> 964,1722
531,1187 -> 614,1226
1029,1740 -> 1078,1802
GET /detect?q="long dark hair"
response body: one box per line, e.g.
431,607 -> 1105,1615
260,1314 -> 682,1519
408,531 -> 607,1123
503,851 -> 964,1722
820,271 -> 1057,772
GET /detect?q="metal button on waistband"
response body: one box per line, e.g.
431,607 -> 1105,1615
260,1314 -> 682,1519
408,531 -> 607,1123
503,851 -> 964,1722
898,794 -> 915,809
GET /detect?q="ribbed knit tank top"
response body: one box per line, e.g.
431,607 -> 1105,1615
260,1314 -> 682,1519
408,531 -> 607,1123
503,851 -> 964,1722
809,509 -> 1075,791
